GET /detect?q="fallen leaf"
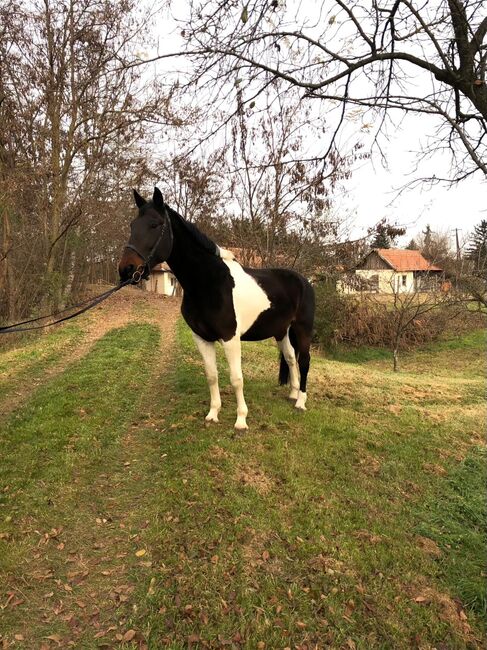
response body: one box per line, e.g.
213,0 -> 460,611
123,629 -> 136,642
262,550 -> 270,561
211,555 -> 219,564
135,549 -> 146,557
44,634 -> 62,644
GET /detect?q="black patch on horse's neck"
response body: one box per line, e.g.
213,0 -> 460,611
165,205 -> 218,256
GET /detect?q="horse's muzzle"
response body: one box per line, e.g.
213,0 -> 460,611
118,250 -> 147,283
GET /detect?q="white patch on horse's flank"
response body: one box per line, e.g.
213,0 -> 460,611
222,259 -> 271,335
218,247 -> 235,260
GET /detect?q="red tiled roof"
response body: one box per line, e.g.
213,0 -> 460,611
374,249 -> 442,272
151,262 -> 172,272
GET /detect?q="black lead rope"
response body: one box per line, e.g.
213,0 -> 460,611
0,279 -> 134,334
0,210 -> 170,335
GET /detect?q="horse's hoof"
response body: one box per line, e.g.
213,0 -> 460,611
205,417 -> 219,424
234,421 -> 248,431
295,392 -> 307,411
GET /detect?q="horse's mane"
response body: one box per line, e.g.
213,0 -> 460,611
166,205 -> 219,256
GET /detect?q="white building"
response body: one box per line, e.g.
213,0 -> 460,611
143,263 -> 179,296
342,249 -> 443,294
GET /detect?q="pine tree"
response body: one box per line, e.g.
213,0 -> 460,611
371,224 -> 391,249
407,238 -> 419,250
465,220 -> 487,270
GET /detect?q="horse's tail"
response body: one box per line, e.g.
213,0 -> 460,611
278,327 -> 298,385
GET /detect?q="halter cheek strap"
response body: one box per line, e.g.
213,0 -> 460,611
125,207 -> 173,283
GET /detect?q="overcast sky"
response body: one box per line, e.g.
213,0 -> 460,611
335,122 -> 486,247
152,3 -> 486,250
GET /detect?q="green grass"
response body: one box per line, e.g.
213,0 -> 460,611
0,322 -> 85,407
0,313 -> 484,649
416,446 -> 486,615
127,322 -> 485,649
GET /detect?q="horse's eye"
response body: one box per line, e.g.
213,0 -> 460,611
150,223 -> 159,229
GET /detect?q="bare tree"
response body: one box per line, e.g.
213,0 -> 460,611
0,0 -> 176,318
175,0 -> 486,182
157,149 -> 230,239
222,86 -> 356,270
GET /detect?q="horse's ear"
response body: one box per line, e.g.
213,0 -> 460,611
133,189 -> 146,209
153,186 -> 165,210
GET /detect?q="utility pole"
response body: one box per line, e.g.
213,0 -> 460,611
454,228 -> 461,262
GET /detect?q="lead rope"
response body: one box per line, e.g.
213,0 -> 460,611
0,210 -> 170,335
0,278 -> 135,335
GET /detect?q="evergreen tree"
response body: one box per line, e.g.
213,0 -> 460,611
407,238 -> 419,250
371,224 -> 391,249
422,225 -> 433,258
465,220 -> 487,270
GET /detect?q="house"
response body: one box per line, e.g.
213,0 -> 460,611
143,262 -> 179,296
342,248 -> 443,294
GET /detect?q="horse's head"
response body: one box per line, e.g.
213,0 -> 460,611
118,187 -> 173,283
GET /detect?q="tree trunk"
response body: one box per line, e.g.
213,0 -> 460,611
0,209 -> 12,321
393,347 -> 399,372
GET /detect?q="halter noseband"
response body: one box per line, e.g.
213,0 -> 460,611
125,206 -> 172,283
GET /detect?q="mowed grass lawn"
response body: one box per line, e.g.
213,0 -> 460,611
0,303 -> 485,650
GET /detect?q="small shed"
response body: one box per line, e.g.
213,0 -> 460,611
344,248 -> 443,294
144,263 -> 179,296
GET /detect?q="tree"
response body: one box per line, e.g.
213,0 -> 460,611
370,220 -> 405,249
368,274 -> 459,371
465,219 -> 487,268
157,149 -> 230,241
371,224 -> 392,249
416,226 -> 453,268
224,87 -> 353,271
0,0 -> 175,318
177,0 -> 487,182
458,219 -> 487,307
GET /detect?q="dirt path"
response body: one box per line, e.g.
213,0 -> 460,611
0,288 -> 178,423
0,292 -> 181,649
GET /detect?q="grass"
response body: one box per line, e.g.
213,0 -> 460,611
0,310 -> 485,649
130,324 -> 486,649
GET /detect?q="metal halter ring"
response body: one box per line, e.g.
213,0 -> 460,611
131,265 -> 146,284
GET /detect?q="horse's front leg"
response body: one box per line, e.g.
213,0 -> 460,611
193,333 -> 221,423
222,336 -> 248,431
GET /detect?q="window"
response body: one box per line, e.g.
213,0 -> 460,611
402,275 -> 407,287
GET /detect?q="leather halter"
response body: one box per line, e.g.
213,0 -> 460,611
124,206 -> 173,283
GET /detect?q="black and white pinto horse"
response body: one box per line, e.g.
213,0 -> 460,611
118,187 -> 315,430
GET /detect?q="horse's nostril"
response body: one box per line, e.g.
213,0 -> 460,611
119,264 -> 135,280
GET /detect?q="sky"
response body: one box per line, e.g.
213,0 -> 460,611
150,2 -> 486,251
335,126 -> 486,247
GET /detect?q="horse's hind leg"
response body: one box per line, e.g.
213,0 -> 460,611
292,322 -> 312,410
277,331 -> 300,400
292,281 -> 314,411
193,333 -> 221,423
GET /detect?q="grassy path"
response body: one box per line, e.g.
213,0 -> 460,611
0,297 -> 485,649
0,292 -> 180,648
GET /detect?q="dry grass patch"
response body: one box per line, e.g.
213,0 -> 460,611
235,463 -> 273,495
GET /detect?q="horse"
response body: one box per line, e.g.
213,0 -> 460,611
118,187 -> 315,430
